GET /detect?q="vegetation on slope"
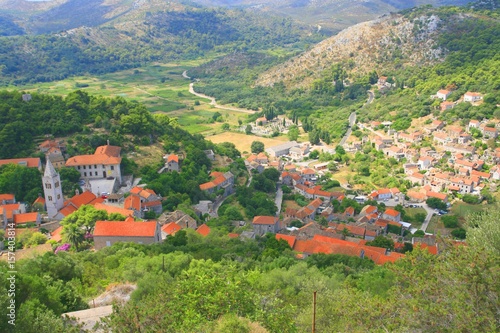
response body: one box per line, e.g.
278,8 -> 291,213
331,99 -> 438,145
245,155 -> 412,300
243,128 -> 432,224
0,204 -> 498,332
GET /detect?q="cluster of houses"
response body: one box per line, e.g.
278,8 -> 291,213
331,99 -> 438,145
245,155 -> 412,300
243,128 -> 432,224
360,114 -> 500,202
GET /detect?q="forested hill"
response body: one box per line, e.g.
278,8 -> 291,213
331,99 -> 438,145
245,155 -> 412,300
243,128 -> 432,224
0,3 -> 322,85
256,4 -> 500,90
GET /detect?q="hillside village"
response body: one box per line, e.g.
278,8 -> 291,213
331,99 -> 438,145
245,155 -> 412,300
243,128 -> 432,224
1,84 -> 498,265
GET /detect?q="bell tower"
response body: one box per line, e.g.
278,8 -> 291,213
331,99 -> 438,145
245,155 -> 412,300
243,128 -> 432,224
43,160 -> 64,218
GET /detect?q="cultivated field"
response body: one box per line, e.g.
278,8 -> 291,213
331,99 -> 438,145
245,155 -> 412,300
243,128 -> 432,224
13,60 -> 254,135
206,132 -> 289,154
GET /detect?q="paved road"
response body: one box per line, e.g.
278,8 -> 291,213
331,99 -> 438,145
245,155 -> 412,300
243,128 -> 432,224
339,112 -> 357,147
420,204 -> 436,232
367,90 -> 375,104
188,83 -> 256,114
275,184 -> 283,216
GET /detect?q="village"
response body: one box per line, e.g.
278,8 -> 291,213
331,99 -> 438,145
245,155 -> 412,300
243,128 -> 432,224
1,85 -> 498,265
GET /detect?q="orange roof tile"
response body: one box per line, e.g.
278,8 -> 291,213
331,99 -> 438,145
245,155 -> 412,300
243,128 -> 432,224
33,196 -> 45,206
93,203 -> 134,218
276,234 -> 296,248
167,155 -> 179,163
384,208 -> 400,217
200,182 -> 216,191
13,212 -> 39,224
130,187 -> 143,195
253,216 -> 278,225
124,196 -> 141,211
0,194 -> 15,202
70,191 -> 97,208
161,222 -> 182,235
228,233 -> 239,239
0,158 -> 41,168
66,154 -> 121,166
94,221 -> 158,237
59,205 -> 78,217
51,226 -> 63,242
416,242 -> 438,255
196,224 -> 211,236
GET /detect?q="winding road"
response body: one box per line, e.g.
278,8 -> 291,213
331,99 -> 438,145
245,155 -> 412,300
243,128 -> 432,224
183,70 -> 257,114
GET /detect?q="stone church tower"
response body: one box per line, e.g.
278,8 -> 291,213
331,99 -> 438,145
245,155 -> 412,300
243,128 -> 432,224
43,160 -> 64,218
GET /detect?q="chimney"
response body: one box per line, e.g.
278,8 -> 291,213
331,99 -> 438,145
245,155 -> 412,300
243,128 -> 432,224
75,189 -> 80,195
107,139 -> 110,146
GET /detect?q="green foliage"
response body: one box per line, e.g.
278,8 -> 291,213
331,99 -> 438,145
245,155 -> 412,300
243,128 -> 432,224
250,141 -> 265,154
441,215 -> 459,228
451,227 -> 466,239
287,125 -> 299,141
366,236 -> 395,250
0,163 -> 42,203
426,197 -> 447,210
462,194 -> 481,204
413,230 -> 425,237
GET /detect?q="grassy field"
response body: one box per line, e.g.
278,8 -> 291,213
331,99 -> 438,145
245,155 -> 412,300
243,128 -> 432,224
450,202 -> 487,218
206,132 -> 289,155
403,207 -> 427,228
12,60 -> 255,136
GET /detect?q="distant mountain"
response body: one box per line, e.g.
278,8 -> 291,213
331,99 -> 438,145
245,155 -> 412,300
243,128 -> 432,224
0,0 -> 478,36
0,1 -> 321,84
188,0 -> 478,33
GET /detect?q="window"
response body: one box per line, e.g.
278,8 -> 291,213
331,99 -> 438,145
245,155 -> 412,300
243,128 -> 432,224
48,196 -> 53,201
95,172 -> 98,176
83,165 -> 86,169
110,166 -> 114,171
55,181 -> 60,188
84,172 -> 87,177
78,166 -> 81,170
94,165 -> 97,169
57,194 -> 60,200
45,183 -> 52,189
106,241 -> 111,247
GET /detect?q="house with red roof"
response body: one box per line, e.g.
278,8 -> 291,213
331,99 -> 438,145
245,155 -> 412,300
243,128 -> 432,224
463,91 -> 482,103
32,196 -> 46,211
124,187 -> 163,218
199,171 -> 234,196
0,203 -> 26,226
253,216 -> 281,236
161,222 -> 182,239
435,89 -> 452,101
0,194 -> 15,205
0,158 -> 42,170
66,145 -> 122,184
13,212 -> 41,227
161,154 -> 180,172
275,234 -> 296,248
93,220 -> 161,250
196,224 -> 211,237
382,208 -> 401,222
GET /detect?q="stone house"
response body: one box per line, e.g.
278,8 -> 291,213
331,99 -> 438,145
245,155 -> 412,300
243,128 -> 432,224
93,220 -> 161,250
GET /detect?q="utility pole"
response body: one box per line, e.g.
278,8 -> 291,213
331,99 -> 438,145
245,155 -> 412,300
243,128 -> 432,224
312,291 -> 317,333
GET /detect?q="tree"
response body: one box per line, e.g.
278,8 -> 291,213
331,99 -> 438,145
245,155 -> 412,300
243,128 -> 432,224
309,130 -> 320,145
221,123 -> 230,131
61,224 -> 84,249
465,204 -> 500,255
245,125 -> 252,135
250,141 -> 265,154
287,125 -> 299,141
60,205 -> 109,238
426,197 -> 447,210
366,236 -> 394,250
309,150 -> 319,159
441,215 -> 459,228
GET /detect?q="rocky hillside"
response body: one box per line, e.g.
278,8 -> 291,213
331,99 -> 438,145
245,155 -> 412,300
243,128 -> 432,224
255,12 -> 451,89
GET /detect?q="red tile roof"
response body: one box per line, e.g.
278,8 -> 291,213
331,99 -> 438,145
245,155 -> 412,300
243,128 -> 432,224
51,226 -> 63,242
0,203 -> 21,220
13,212 -> 39,225
59,205 -> 78,217
124,195 -> 141,211
0,158 -> 41,168
94,221 -> 158,237
161,222 -> 181,235
196,224 -> 211,236
93,203 -> 134,218
167,154 -> 179,163
276,234 -> 296,248
252,216 -> 278,225
228,233 -> 239,239
33,196 -> 45,206
70,191 -> 98,208
0,194 -> 15,202
384,209 -> 400,217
